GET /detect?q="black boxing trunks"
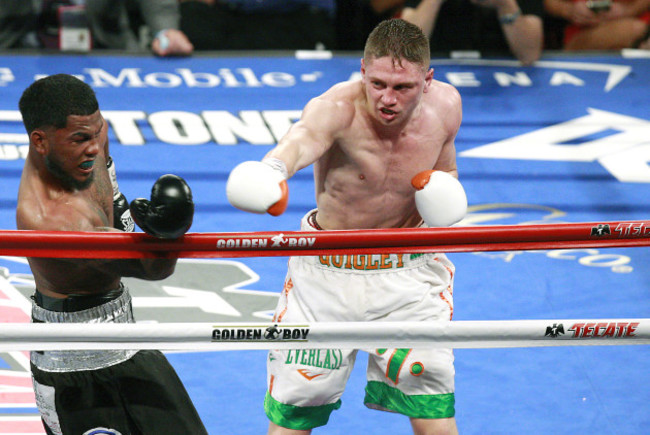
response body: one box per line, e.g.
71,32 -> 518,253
30,285 -> 207,435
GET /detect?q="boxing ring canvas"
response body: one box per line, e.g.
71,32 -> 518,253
0,51 -> 649,434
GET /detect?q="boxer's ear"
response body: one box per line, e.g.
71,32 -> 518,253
424,68 -> 434,92
31,129 -> 49,155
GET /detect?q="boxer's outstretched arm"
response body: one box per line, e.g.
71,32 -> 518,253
227,94 -> 354,216
266,95 -> 355,177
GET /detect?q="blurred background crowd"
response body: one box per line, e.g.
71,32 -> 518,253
1,0 -> 649,64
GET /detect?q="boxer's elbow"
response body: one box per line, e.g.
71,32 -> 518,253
142,259 -> 177,281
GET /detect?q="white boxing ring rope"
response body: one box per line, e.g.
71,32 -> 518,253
1,221 -> 649,351
0,320 -> 648,351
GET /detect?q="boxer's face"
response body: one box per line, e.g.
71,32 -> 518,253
361,56 -> 432,125
42,110 -> 105,190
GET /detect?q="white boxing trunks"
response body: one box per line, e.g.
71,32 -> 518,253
265,209 -> 456,430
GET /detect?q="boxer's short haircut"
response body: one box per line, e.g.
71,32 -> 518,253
19,73 -> 99,133
364,18 -> 430,71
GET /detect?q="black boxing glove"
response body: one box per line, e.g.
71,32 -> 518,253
129,174 -> 194,239
107,156 -> 135,232
113,192 -> 135,232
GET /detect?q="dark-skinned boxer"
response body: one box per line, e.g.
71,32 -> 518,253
16,74 -> 206,435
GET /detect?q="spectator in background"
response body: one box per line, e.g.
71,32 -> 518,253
543,0 -> 650,50
0,0 -> 193,56
0,0 -> 40,48
85,0 -> 193,56
401,0 -> 543,65
179,0 -> 335,50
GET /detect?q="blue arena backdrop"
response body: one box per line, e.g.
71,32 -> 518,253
0,52 -> 648,434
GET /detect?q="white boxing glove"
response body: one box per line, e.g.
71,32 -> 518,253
226,158 -> 289,216
411,170 -> 467,227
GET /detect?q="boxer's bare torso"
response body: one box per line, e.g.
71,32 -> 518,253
16,111 -> 173,298
267,56 -> 462,230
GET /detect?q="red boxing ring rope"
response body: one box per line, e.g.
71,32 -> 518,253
0,220 -> 649,258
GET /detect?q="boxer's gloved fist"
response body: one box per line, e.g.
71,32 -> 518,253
411,170 -> 467,227
107,157 -> 134,232
226,158 -> 289,216
129,174 -> 194,239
